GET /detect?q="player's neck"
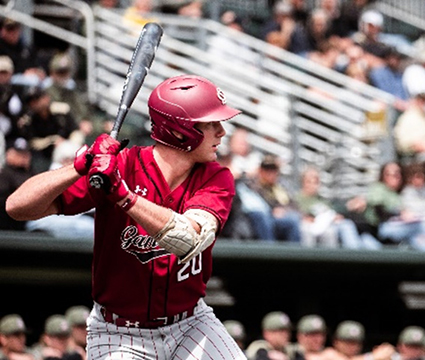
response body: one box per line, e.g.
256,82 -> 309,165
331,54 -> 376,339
153,144 -> 194,191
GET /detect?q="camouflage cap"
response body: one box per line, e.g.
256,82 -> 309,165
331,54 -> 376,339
399,326 -> 425,345
335,321 -> 365,342
0,314 -> 27,335
65,305 -> 90,327
262,311 -> 292,331
44,315 -> 71,337
2,18 -> 20,29
7,137 -> 30,152
0,55 -> 13,73
223,320 -> 246,341
297,315 -> 326,334
49,53 -> 73,72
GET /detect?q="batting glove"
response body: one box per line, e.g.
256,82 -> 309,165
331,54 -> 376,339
88,133 -> 124,156
88,154 -> 129,204
74,144 -> 91,176
74,134 -> 129,176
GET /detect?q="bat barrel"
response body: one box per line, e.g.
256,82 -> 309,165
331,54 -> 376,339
112,22 -> 163,138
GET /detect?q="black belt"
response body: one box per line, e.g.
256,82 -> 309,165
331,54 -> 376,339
100,306 -> 196,329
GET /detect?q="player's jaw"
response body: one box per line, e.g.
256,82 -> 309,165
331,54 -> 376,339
193,121 -> 226,162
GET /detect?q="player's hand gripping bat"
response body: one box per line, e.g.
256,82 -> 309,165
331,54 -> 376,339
89,22 -> 163,190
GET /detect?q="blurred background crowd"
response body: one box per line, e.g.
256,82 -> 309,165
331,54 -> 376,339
2,0 -> 425,248
1,307 -> 425,360
0,2 -> 425,359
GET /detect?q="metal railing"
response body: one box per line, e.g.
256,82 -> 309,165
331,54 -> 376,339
93,6 -> 396,198
376,0 -> 425,20
0,0 -> 97,102
1,1 -> 398,199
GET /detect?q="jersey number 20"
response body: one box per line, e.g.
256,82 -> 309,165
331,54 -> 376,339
177,253 -> 202,282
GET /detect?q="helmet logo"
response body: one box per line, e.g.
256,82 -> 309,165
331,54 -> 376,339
217,88 -> 227,105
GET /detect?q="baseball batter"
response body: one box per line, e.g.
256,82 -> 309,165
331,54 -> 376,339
6,75 -> 246,360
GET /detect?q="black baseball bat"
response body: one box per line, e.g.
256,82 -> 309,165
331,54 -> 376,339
89,22 -> 163,190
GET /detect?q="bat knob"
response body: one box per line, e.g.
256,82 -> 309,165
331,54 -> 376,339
89,174 -> 104,189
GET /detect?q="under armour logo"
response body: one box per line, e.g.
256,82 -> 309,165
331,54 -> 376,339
125,320 -> 140,328
216,88 -> 227,105
134,185 -> 147,196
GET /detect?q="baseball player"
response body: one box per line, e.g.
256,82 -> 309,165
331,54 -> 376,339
6,75 -> 246,360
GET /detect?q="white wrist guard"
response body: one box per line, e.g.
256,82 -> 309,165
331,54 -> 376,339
154,209 -> 217,263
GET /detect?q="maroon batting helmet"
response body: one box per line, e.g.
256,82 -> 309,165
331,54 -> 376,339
148,75 -> 241,152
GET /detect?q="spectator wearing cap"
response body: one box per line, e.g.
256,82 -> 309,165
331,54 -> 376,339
320,320 -> 395,360
332,321 -> 365,358
0,314 -> 34,360
351,9 -> 413,69
0,18 -> 45,87
0,55 -> 26,144
236,153 -> 302,242
402,59 -> 425,101
286,314 -> 327,360
0,137 -> 33,230
223,320 -> 247,353
43,53 -> 77,91
64,306 -> 89,360
18,86 -> 81,173
42,52 -> 93,142
30,315 -> 82,360
351,9 -> 389,64
246,311 -> 292,360
394,326 -> 425,360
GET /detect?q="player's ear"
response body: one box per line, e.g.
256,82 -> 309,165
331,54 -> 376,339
171,130 -> 185,141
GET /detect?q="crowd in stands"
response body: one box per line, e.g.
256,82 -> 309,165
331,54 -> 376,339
224,311 -> 425,360
220,143 -> 425,250
0,306 -> 89,360
1,0 -> 425,249
217,124 -> 425,250
2,309 -> 424,360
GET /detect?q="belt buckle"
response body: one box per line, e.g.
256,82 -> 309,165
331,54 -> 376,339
152,311 -> 188,327
153,316 -> 169,326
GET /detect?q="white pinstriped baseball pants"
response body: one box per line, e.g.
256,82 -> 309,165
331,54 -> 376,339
86,299 -> 246,360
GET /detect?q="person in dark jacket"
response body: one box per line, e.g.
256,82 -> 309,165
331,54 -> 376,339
0,137 -> 33,230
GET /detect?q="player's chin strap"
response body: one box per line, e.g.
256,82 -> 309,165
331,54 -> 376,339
153,209 -> 217,263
